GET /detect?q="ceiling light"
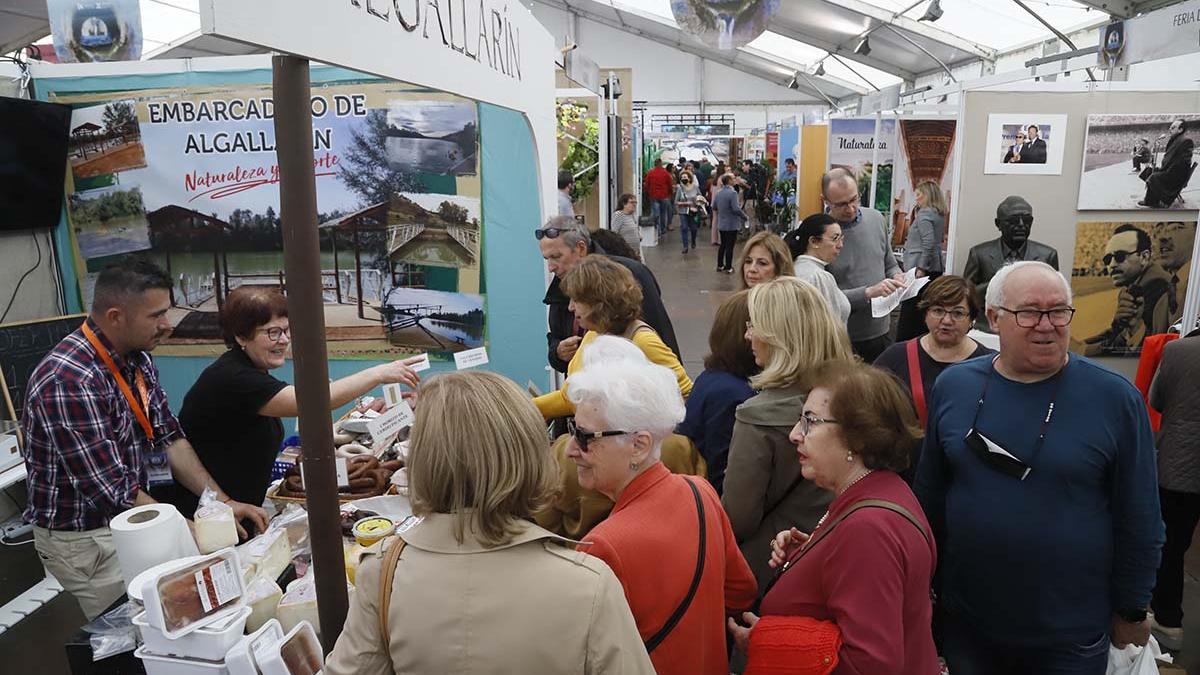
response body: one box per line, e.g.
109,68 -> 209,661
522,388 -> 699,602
815,62 -> 826,76
787,73 -> 800,89
855,37 -> 871,56
919,0 -> 943,22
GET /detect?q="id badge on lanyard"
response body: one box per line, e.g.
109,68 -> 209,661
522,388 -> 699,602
81,323 -> 174,487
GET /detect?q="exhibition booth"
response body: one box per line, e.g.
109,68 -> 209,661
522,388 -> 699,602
0,0 -> 562,667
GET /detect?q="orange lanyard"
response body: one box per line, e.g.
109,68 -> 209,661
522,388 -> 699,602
81,322 -> 155,441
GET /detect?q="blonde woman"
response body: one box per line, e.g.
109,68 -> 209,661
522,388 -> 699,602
903,180 -> 948,278
897,180 -> 949,341
738,232 -> 795,290
324,371 -> 652,674
720,277 -> 854,588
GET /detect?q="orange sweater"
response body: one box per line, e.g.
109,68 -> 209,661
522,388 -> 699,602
580,463 -> 758,675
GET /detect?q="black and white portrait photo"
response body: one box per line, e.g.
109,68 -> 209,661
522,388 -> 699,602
1078,113 -> 1198,210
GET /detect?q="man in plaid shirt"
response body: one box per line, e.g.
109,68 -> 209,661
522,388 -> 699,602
22,261 -> 268,619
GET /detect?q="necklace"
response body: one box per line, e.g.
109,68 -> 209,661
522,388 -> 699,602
815,469 -> 874,528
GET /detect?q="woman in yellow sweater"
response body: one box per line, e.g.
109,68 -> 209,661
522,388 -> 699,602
534,255 -> 692,419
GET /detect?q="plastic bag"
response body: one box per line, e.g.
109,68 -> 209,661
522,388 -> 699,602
82,600 -> 140,661
1106,636 -> 1164,675
269,502 -> 310,552
193,486 -> 238,554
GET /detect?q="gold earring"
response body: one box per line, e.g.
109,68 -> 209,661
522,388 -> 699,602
846,451 -> 854,463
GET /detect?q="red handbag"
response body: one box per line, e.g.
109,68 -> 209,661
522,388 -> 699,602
745,615 -> 842,675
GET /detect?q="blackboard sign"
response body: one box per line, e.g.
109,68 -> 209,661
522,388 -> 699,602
0,314 -> 85,422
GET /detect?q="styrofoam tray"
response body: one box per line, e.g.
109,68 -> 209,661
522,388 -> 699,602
134,606 -> 250,661
135,646 -> 230,675
224,619 -> 285,675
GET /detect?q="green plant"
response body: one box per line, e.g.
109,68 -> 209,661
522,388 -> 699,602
556,102 -> 600,202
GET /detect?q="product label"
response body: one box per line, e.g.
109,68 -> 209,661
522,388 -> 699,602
382,383 -> 403,408
194,558 -> 240,613
367,401 -> 415,441
453,347 -> 489,369
250,630 -> 278,665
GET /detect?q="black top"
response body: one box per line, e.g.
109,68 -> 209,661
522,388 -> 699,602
169,347 -> 288,517
873,338 -> 995,482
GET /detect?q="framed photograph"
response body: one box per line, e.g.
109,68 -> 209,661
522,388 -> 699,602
1069,219 -> 1194,357
983,113 -> 1068,175
1077,113 -> 1200,210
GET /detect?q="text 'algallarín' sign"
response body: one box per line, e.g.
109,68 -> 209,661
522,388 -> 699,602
347,0 -> 524,80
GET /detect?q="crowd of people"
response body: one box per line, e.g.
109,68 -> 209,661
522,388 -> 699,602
17,155 -> 1193,674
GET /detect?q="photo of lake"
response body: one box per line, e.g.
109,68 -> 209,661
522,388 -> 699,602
384,99 -> 477,176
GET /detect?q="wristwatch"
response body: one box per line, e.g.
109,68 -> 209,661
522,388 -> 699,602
1115,608 -> 1148,624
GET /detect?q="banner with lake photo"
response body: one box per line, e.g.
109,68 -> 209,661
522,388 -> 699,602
53,80 -> 487,360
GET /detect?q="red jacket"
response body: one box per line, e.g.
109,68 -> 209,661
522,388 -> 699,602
581,463 -> 757,675
645,166 -> 674,200
1135,332 -> 1179,431
759,471 -> 938,675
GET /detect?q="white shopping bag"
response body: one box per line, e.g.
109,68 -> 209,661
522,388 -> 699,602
1106,636 -> 1165,675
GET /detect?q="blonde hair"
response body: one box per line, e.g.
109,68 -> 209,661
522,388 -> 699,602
407,371 -> 557,547
916,180 -> 948,217
747,277 -> 854,390
738,232 -> 795,290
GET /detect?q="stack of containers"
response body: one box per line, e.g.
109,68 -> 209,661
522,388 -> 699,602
133,546 -> 326,674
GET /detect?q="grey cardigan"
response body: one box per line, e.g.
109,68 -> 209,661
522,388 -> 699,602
1150,336 -> 1200,493
902,207 -> 946,274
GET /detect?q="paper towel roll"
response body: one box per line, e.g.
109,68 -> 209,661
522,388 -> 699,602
111,503 -> 200,591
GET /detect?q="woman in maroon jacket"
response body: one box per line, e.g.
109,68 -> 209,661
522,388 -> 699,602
728,361 -> 938,675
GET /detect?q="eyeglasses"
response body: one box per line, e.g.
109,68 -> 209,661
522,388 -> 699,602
1000,214 -> 1034,226
534,227 -> 564,240
567,419 -> 630,452
1103,250 -> 1139,266
260,326 -> 291,342
828,194 -> 859,209
797,410 -> 838,437
1015,135 -> 1026,140
928,307 -> 971,322
997,307 -> 1076,328
824,233 -> 844,243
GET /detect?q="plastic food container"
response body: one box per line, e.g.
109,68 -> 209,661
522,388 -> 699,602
134,605 -> 250,661
255,621 -> 324,675
224,619 -> 286,675
135,646 -> 230,675
141,547 -> 248,639
352,516 -> 394,547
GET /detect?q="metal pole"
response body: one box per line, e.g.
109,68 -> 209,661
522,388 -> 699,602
271,54 -> 347,650
881,25 -> 957,82
1009,0 -> 1097,82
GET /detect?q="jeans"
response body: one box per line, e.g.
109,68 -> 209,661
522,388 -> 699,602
942,617 -> 1108,675
680,213 -> 698,250
717,230 -> 737,270
1152,488 -> 1200,627
651,199 -> 672,235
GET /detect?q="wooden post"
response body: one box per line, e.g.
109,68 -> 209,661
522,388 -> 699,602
272,54 -> 347,649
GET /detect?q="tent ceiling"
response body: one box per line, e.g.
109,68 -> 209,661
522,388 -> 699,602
0,0 -> 49,56
535,0 -> 867,100
1072,0 -> 1181,19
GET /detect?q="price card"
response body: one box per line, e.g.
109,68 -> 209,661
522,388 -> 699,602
367,400 -> 415,441
299,457 -> 350,488
453,347 -> 489,370
407,353 -> 431,372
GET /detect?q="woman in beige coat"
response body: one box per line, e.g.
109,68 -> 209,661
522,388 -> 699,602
324,371 -> 653,675
720,277 -> 855,589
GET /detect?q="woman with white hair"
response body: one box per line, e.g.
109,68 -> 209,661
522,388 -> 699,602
568,356 -> 757,675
